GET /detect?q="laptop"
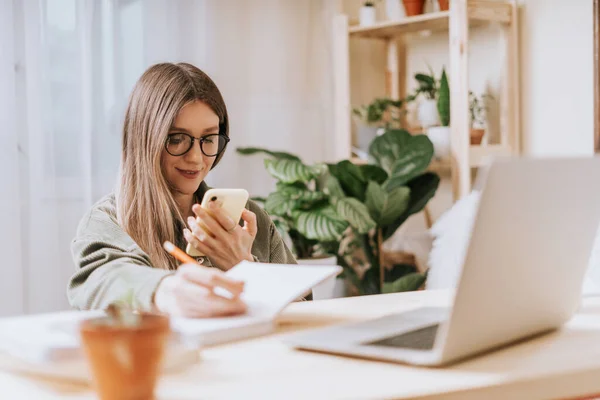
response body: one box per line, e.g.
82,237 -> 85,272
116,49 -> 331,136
284,156 -> 600,366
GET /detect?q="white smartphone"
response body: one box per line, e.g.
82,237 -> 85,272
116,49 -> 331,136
185,188 -> 250,257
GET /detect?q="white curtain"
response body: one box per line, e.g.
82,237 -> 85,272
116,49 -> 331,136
0,0 -> 336,316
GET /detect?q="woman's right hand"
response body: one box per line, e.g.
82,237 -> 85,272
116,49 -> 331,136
153,263 -> 247,318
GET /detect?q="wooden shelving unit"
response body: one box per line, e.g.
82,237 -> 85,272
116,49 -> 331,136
332,0 -> 520,201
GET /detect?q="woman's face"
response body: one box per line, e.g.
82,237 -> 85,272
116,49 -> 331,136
161,100 -> 220,197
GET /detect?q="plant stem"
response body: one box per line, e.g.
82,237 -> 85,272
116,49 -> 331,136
378,228 -> 384,292
355,229 -> 379,293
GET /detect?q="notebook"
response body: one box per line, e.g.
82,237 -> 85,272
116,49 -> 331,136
0,261 -> 341,381
170,261 -> 343,346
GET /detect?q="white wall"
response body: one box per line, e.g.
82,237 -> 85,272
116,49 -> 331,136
519,0 -> 593,156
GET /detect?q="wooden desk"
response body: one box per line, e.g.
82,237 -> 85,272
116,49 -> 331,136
2,290 -> 600,399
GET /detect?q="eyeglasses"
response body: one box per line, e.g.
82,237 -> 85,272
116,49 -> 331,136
165,133 -> 230,157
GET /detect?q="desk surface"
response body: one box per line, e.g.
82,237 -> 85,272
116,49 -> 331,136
2,290 -> 600,400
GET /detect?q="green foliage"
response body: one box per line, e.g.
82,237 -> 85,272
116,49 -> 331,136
414,66 -> 438,100
352,97 -> 412,129
237,147 -> 347,259
327,129 -> 439,295
437,68 -> 450,126
237,128 -> 438,296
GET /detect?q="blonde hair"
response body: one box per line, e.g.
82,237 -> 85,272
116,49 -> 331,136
116,63 -> 229,270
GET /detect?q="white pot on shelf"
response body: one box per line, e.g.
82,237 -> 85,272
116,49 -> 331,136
297,255 -> 346,300
427,126 -> 451,160
385,0 -> 404,20
359,5 -> 376,27
417,99 -> 440,129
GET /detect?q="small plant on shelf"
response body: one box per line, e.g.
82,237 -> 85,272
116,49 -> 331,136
352,97 -> 409,130
469,91 -> 493,145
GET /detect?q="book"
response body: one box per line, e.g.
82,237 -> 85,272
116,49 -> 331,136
0,261 -> 342,381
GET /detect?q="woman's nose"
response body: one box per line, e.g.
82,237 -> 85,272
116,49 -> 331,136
183,140 -> 204,163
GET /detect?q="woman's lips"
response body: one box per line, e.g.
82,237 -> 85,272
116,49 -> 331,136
176,168 -> 200,180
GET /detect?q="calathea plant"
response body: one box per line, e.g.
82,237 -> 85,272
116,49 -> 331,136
236,147 -> 348,260
325,129 -> 440,295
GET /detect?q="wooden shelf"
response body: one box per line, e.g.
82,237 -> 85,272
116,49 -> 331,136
334,0 -> 520,201
351,144 -> 512,171
349,12 -> 450,39
469,144 -> 512,166
348,3 -> 512,40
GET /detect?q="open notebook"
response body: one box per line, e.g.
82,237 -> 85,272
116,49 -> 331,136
0,261 -> 341,381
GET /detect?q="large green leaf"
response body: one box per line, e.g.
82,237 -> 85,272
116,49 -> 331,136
366,182 -> 411,226
382,187 -> 411,225
236,147 -> 301,161
327,160 -> 366,201
264,159 -> 321,184
359,164 -> 388,185
293,205 -> 348,242
324,175 -> 345,204
383,135 -> 434,191
368,129 -> 412,173
264,191 -> 295,216
336,198 -> 376,234
276,183 -> 326,208
383,172 -> 440,240
382,272 -> 426,293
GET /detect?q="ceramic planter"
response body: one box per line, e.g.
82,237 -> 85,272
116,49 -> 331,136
427,126 -> 451,159
402,0 -> 425,16
79,314 -> 171,400
298,255 -> 346,299
359,5 -> 376,26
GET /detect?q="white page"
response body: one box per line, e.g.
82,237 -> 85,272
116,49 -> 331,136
170,261 -> 342,337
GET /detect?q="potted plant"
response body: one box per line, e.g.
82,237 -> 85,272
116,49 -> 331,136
414,68 -> 440,129
325,129 -> 440,295
79,291 -> 171,400
352,97 -> 408,155
438,0 -> 449,11
236,147 -> 349,299
426,67 -> 450,159
402,0 -> 426,16
469,91 -> 492,145
360,1 -> 378,27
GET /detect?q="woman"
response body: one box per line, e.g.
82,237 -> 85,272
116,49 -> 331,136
68,63 -> 296,318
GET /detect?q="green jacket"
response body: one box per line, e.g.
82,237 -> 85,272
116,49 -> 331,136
68,183 -> 297,311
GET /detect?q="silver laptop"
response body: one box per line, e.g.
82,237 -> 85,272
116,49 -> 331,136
285,156 -> 600,366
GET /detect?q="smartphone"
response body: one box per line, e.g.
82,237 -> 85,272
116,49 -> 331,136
185,188 -> 250,257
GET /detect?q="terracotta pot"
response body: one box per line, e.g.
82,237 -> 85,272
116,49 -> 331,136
470,128 -> 485,145
402,0 -> 425,16
79,314 -> 171,400
438,0 -> 450,11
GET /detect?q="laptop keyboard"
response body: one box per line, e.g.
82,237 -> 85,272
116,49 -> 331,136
366,324 -> 439,350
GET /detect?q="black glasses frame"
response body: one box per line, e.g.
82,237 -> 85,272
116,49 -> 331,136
165,133 -> 230,157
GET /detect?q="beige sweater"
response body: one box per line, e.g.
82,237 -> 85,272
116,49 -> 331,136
68,185 -> 297,311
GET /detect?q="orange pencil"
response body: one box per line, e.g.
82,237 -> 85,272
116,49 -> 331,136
163,241 -> 198,265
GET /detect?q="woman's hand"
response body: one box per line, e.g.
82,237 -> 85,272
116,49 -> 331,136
154,263 -> 246,318
184,202 -> 257,270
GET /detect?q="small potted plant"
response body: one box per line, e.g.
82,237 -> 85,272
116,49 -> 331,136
402,0 -> 425,17
360,1 -> 378,26
352,97 -> 408,154
413,68 -> 439,129
79,291 -> 171,400
469,91 -> 492,145
426,67 -> 450,159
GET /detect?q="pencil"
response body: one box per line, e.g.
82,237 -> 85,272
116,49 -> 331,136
163,241 -> 198,265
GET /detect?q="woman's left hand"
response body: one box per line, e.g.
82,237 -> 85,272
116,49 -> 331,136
184,202 -> 257,270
